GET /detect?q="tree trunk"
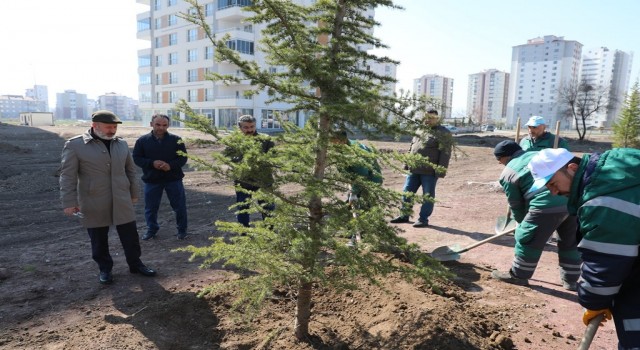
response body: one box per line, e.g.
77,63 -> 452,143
294,281 -> 313,340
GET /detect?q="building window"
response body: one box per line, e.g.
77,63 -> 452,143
167,0 -> 177,6
188,89 -> 198,102
169,91 -> 178,103
205,3 -> 214,16
153,0 -> 161,10
139,91 -> 151,103
169,33 -> 177,46
205,88 -> 214,101
155,92 -> 162,103
137,18 -> 151,32
169,72 -> 178,84
155,55 -> 162,67
168,14 -> 177,26
187,29 -> 198,42
188,49 -> 198,62
205,46 -> 214,60
218,108 -> 253,128
154,37 -> 162,48
187,69 -> 198,82
261,109 -> 298,129
226,39 -> 254,55
138,55 -> 151,67
139,73 -> 151,85
218,0 -> 253,10
169,52 -> 178,65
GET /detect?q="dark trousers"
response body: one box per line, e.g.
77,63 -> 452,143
235,189 -> 275,227
87,221 -> 142,273
144,180 -> 188,235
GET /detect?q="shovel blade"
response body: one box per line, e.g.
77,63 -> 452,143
430,244 -> 462,261
494,215 -> 516,234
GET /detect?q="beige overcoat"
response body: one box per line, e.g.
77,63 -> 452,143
59,129 -> 140,228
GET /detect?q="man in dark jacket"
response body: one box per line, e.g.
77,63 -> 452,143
390,109 -> 452,227
60,110 -> 156,285
223,115 -> 275,227
528,147 -> 640,349
491,141 -> 580,290
133,114 -> 188,240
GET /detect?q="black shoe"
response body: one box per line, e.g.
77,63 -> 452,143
390,216 -> 410,224
141,232 -> 157,241
99,271 -> 113,285
491,270 -> 529,286
176,233 -> 187,240
129,264 -> 157,277
412,220 -> 429,228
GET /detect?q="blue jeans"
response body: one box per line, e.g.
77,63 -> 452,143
401,174 -> 438,222
236,189 -> 275,227
144,180 -> 187,235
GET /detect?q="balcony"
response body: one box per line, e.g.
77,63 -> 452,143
216,4 -> 252,21
213,94 -> 254,107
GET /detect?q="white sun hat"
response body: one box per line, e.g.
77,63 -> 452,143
527,148 -> 575,192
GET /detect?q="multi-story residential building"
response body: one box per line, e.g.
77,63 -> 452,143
25,85 -> 49,112
136,0 -> 394,129
413,74 -> 454,119
467,69 -> 509,125
506,35 -> 582,128
579,47 -> 633,128
56,90 -> 89,120
98,92 -> 140,121
0,95 -> 47,119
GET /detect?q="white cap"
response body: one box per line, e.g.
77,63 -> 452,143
527,148 -> 574,192
525,116 -> 546,127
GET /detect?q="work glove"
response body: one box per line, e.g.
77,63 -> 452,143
582,308 -> 612,326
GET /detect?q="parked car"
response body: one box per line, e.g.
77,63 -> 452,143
443,125 -> 458,134
481,124 -> 495,132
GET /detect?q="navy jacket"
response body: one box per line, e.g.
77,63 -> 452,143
133,132 -> 187,183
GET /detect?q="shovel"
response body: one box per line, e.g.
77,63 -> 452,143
430,226 -> 517,261
578,313 -> 604,350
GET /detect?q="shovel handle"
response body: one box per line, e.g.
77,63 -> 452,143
456,226 -> 517,255
578,313 -> 604,350
553,120 -> 561,149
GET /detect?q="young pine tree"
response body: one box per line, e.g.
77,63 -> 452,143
612,82 -> 640,148
176,0 -> 454,340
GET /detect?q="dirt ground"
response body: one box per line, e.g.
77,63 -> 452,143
0,122 -> 618,350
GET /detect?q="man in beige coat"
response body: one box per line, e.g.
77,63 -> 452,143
59,110 -> 156,284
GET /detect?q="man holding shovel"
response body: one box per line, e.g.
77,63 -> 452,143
528,148 -> 640,349
490,140 -> 581,290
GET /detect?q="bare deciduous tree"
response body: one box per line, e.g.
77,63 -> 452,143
557,78 -> 610,140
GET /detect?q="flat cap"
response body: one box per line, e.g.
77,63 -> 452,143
92,110 -> 122,124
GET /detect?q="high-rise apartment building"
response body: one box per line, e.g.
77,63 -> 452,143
467,69 -> 509,125
0,95 -> 46,119
25,85 -> 49,112
98,92 -> 140,121
506,35 -> 582,128
579,47 -> 633,128
136,0 -> 394,129
56,90 -> 89,120
413,74 -> 454,119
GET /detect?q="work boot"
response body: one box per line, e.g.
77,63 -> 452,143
412,220 -> 429,228
562,280 -> 577,291
390,216 -> 410,224
491,270 -> 529,286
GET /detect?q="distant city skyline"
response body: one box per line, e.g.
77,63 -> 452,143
1,0 -> 639,115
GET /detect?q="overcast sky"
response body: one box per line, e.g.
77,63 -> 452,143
1,0 -> 639,114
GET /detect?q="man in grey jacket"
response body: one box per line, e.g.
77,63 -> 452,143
59,110 -> 156,284
390,109 -> 453,227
